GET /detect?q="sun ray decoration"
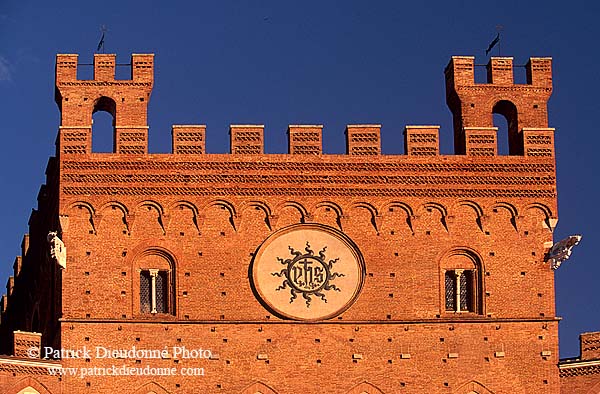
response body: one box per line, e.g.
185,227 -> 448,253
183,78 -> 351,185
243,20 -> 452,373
272,242 -> 344,307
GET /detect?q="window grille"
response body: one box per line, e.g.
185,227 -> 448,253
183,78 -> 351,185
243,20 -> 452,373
461,270 -> 474,312
140,269 -> 170,314
445,269 -> 477,313
155,271 -> 167,313
445,271 -> 455,311
140,271 -> 151,313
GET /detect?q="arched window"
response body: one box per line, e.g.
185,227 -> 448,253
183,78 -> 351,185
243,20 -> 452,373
440,249 -> 484,315
492,100 -> 522,155
140,269 -> 169,314
134,249 -> 176,316
92,96 -> 116,153
445,269 -> 475,312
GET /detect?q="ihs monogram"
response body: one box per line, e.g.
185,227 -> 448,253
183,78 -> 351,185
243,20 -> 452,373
272,242 -> 344,307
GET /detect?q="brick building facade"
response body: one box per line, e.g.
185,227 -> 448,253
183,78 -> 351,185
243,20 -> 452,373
0,52 -> 597,393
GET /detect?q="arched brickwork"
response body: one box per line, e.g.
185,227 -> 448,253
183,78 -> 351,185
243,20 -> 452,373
132,381 -> 171,394
454,380 -> 494,394
240,381 -> 278,394
346,381 -> 384,394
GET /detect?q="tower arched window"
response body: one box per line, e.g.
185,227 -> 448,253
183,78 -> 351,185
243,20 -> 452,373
493,100 -> 521,155
92,96 -> 116,153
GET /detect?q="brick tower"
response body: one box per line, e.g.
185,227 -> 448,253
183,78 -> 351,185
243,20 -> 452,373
0,53 -> 562,394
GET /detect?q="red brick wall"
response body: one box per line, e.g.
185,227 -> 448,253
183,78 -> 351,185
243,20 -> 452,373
0,52 -> 564,393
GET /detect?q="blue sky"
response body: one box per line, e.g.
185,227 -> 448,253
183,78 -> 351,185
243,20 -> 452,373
0,0 -> 598,358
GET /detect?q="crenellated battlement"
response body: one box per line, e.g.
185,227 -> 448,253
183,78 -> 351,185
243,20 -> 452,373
54,53 -> 555,159
55,53 -> 154,84
445,56 -> 552,87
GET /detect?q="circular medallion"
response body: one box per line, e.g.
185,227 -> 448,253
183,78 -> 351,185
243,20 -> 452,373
251,223 -> 365,321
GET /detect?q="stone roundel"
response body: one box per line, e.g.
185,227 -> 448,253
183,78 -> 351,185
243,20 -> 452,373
251,223 -> 365,321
